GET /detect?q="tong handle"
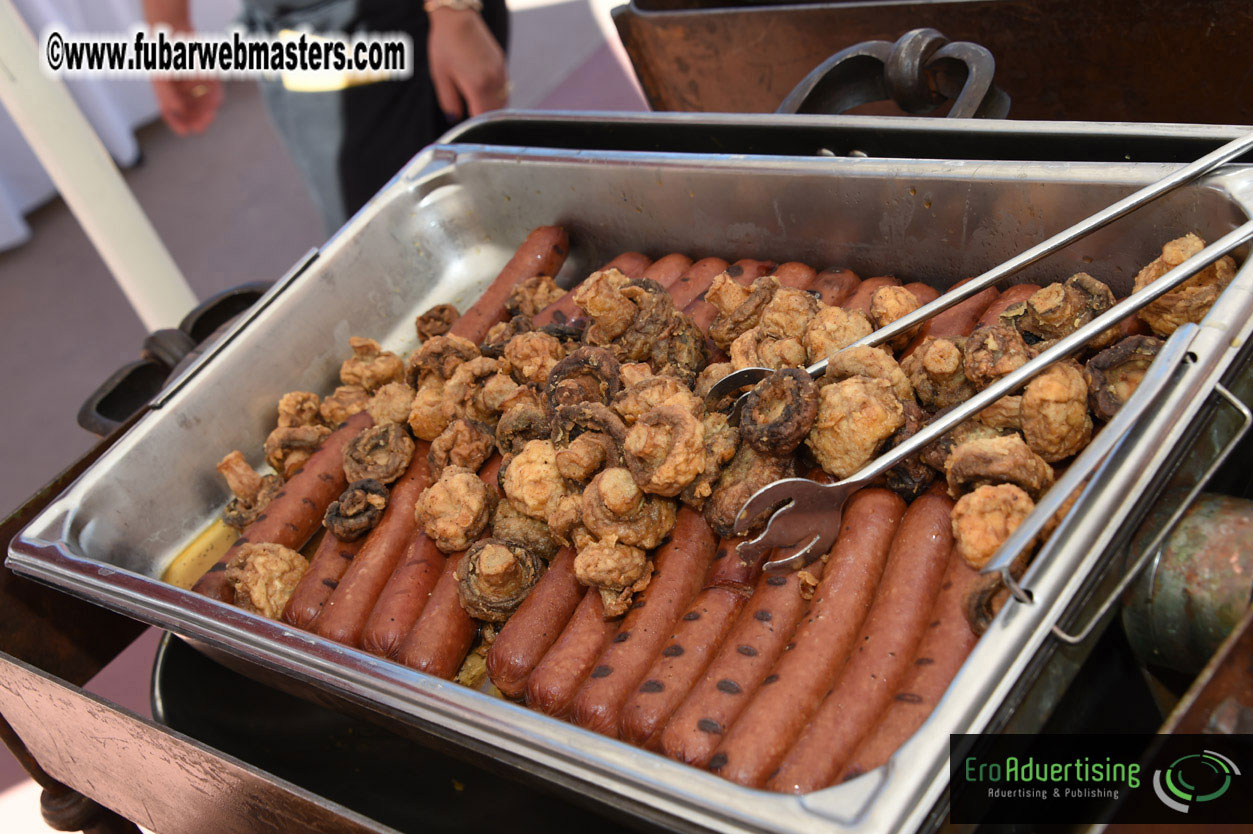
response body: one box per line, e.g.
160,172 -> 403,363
844,220 -> 1253,485
801,128 -> 1253,381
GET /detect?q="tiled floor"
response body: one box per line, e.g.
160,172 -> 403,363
0,1 -> 644,828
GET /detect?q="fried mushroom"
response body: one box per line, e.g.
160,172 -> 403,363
710,275 -> 780,351
803,306 -> 874,365
224,542 -> 308,620
573,269 -> 636,343
582,467 -> 677,548
574,537 -> 652,618
366,382 -> 415,427
264,424 -> 332,479
1002,273 -> 1117,349
1132,233 -> 1236,336
545,346 -> 621,417
758,288 -> 821,338
492,499 -> 561,561
277,391 -> 322,428
415,303 -> 459,341
624,405 -> 707,497
963,324 -> 1031,389
343,424 -> 415,485
406,334 -> 479,389
951,483 -> 1035,569
217,451 -> 283,530
507,274 -> 564,318
902,337 -> 975,410
456,539 -> 545,622
805,377 -> 905,480
503,331 -> 565,385
501,439 -> 571,521
416,465 -> 496,553
496,400 -> 548,457
977,396 -> 1022,431
619,362 -> 654,389
320,385 -> 369,426
729,327 -> 807,371
680,412 -> 739,509
920,419 -> 1009,473
823,345 -> 913,402
429,418 -> 495,478
653,311 -> 709,386
869,285 -> 922,350
705,445 -> 795,538
884,400 -> 936,501
443,356 -> 510,426
323,479 -> 388,541
945,433 -> 1054,499
705,271 -> 752,315
739,368 -> 818,456
340,337 -> 404,393
613,376 -> 703,427
481,315 -> 532,358
1020,360 -> 1091,462
408,381 -> 451,441
1084,335 -> 1163,420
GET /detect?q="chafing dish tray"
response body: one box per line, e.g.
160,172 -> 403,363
10,114 -> 1253,834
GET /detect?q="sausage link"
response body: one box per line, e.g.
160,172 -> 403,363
569,508 -> 719,736
705,488 -> 905,785
810,268 -> 860,306
839,552 -> 982,782
657,560 -> 819,768
976,283 -> 1040,328
901,278 -> 1000,358
602,251 -> 653,279
526,588 -> 619,716
767,488 -> 955,793
841,275 -> 901,315
902,281 -> 940,307
769,262 -> 818,290
642,253 -> 694,286
388,458 -> 504,676
312,451 -> 432,647
194,410 -> 374,601
359,456 -> 502,657
455,226 -> 570,343
486,547 -> 583,698
358,534 -> 445,657
281,531 -> 366,629
668,257 -> 729,311
395,551 -> 477,678
618,544 -> 760,747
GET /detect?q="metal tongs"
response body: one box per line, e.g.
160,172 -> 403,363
726,132 -> 1253,572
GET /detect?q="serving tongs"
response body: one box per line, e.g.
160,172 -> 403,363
729,132 -> 1253,573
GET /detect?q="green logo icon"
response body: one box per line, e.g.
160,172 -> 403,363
1153,751 -> 1240,813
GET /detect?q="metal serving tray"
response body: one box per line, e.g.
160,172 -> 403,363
10,115 -> 1253,834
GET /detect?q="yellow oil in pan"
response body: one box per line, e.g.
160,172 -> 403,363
162,520 -> 236,589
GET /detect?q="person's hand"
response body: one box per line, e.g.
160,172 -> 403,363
427,8 -> 508,120
151,77 -> 223,135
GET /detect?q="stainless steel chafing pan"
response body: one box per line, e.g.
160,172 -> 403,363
10,114 -> 1253,834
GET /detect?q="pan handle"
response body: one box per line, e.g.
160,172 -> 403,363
776,28 -> 1010,119
1051,382 -> 1252,646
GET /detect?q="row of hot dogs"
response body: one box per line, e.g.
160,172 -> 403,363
187,226 -> 1217,795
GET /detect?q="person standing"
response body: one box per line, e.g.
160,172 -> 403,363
142,0 -> 509,233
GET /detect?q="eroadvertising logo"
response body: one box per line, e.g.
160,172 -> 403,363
1152,750 -> 1240,813
950,734 -> 1250,824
